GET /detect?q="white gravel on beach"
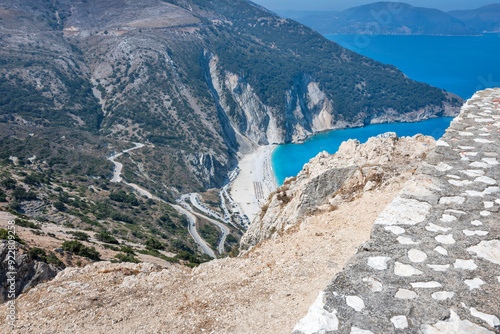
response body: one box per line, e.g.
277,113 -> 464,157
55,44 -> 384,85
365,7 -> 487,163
230,145 -> 278,222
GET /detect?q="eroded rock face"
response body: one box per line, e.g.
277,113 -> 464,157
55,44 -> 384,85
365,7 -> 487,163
240,133 -> 436,249
0,241 -> 59,303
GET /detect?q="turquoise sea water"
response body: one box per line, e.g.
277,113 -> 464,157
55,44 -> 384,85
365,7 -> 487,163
273,117 -> 453,184
272,34 -> 500,185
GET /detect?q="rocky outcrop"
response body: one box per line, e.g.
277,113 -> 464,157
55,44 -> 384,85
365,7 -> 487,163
241,133 -> 436,249
293,88 -> 500,333
0,241 -> 59,303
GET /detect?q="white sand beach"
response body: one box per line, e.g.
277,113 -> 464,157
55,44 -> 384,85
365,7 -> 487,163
230,145 -> 278,223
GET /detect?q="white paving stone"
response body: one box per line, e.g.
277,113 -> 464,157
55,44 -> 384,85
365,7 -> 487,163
480,211 -> 491,217
362,277 -> 383,292
435,234 -> 456,245
395,262 -> 423,276
470,162 -> 491,168
431,291 -> 455,301
485,186 -> 500,193
439,196 -> 465,205
459,132 -> 474,136
464,278 -> 486,290
470,308 -> 500,328
482,158 -> 499,165
444,209 -> 467,215
436,140 -> 450,147
391,315 -> 409,329
435,162 -> 453,172
468,240 -> 500,265
463,230 -> 488,236
367,256 -> 391,270
395,288 -> 418,300
440,214 -> 457,223
434,246 -> 448,256
463,169 -> 485,177
350,327 -> 374,334
466,187 -> 500,197
346,296 -> 365,312
450,179 -> 474,186
426,223 -> 451,233
475,176 -> 497,185
293,291 -> 339,333
384,226 -> 405,235
447,174 -> 461,179
474,138 -> 494,143
427,264 -> 450,272
408,249 -> 427,263
397,236 -> 419,245
421,310 -> 492,334
471,220 -> 483,226
411,281 -> 442,289
483,201 -> 494,208
474,118 -> 494,123
374,198 -> 431,226
454,259 -> 478,270
465,190 -> 486,197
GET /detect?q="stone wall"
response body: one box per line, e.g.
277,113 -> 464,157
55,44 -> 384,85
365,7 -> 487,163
293,88 -> 500,334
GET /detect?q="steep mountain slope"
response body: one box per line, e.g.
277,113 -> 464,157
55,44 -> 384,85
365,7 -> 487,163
0,0 -> 462,195
449,4 -> 500,33
279,2 -> 476,35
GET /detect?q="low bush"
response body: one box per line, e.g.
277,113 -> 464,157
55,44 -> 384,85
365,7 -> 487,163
62,240 -> 101,260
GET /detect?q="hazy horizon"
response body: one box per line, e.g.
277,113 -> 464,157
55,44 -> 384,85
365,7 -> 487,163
251,0 -> 499,12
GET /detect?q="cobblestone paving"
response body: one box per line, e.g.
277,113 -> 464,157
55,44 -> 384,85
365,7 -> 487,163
293,89 -> 500,334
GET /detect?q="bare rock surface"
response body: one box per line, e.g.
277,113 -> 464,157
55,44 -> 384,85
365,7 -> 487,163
241,132 -> 436,249
0,240 -> 59,303
293,88 -> 500,334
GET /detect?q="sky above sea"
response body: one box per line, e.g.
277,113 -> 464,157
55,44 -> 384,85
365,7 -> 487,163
252,0 -> 496,11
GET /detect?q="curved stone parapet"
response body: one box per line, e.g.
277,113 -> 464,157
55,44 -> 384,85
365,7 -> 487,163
293,88 -> 500,334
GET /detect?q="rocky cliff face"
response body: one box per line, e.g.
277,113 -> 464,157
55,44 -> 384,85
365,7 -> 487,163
204,52 -> 338,146
241,133 -> 436,249
0,241 -> 59,303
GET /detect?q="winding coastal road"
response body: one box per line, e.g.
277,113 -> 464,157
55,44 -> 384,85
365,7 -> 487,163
108,143 -> 145,183
107,142 -> 217,258
173,204 -> 216,258
188,203 -> 229,255
179,194 -> 229,255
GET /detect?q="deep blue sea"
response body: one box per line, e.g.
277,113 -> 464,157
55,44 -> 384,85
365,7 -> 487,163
326,34 -> 500,100
272,34 -> 500,185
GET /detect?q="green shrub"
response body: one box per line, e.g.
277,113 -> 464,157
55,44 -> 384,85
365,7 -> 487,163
145,237 -> 163,250
0,229 -> 24,244
95,232 -> 119,244
53,201 -> 66,211
28,247 -> 47,260
14,218 -> 41,229
70,231 -> 90,241
62,240 -> 101,260
114,253 -> 140,263
28,247 -> 65,267
12,188 -> 38,201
